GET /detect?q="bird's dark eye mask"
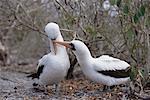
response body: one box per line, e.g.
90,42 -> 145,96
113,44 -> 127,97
70,43 -> 76,51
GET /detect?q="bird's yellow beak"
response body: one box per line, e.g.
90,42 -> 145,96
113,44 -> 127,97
53,40 -> 72,48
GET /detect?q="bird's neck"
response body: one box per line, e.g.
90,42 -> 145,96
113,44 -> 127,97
49,39 -> 55,55
77,55 -> 93,71
75,49 -> 93,68
55,35 -> 68,56
56,34 -> 64,41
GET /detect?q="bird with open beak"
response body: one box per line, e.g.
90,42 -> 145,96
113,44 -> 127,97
54,40 -> 131,91
27,23 -> 70,95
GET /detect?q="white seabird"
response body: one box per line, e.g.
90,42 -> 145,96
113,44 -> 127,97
54,40 -> 131,90
27,23 -> 70,93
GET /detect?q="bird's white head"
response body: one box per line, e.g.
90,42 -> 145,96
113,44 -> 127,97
45,22 -> 60,40
71,40 -> 91,57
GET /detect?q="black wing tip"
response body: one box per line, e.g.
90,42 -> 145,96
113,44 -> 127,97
26,73 -> 38,79
27,65 -> 44,79
97,67 -> 130,78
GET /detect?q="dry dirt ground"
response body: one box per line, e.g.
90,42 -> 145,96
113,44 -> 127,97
0,65 -> 150,100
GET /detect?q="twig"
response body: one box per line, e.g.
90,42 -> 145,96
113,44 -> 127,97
60,28 -> 77,39
99,32 -> 119,52
17,2 -> 32,21
60,28 -> 75,35
60,28 -> 75,32
134,92 -> 150,100
54,0 -> 86,41
14,3 -> 48,38
78,23 -> 88,36
87,38 -> 105,43
54,0 -> 72,17
0,76 -> 19,84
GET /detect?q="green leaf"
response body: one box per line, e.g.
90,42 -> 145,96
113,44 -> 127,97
145,16 -> 150,27
127,28 -> 134,41
138,69 -> 144,79
123,4 -> 129,14
65,15 -> 76,25
110,0 -> 116,5
116,0 -> 121,7
138,5 -> 145,17
141,6 -> 145,16
133,5 -> 145,23
129,71 -> 134,81
85,25 -> 96,36
130,66 -> 138,81
125,0 -> 132,4
133,13 -> 139,23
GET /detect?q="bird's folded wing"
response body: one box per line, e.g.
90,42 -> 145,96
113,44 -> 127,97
96,67 -> 131,78
93,55 -> 130,71
37,55 -> 48,69
27,65 -> 44,79
27,54 -> 49,79
93,55 -> 131,78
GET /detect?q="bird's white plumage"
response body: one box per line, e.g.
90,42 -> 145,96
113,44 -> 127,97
38,53 -> 69,85
37,54 -> 48,70
68,40 -> 130,86
45,23 -> 59,40
36,22 -> 70,86
93,55 -> 130,71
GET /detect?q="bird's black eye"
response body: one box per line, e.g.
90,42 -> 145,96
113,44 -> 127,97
70,43 -> 76,51
51,38 -> 56,40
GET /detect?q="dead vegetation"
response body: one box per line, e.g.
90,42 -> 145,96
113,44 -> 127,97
0,65 -> 150,99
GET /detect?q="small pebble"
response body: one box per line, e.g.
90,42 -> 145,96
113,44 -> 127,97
14,87 -> 17,90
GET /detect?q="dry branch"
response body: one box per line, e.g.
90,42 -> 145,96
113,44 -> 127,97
14,3 -> 47,37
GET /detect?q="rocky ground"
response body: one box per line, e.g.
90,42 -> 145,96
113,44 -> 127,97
0,65 -> 150,100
